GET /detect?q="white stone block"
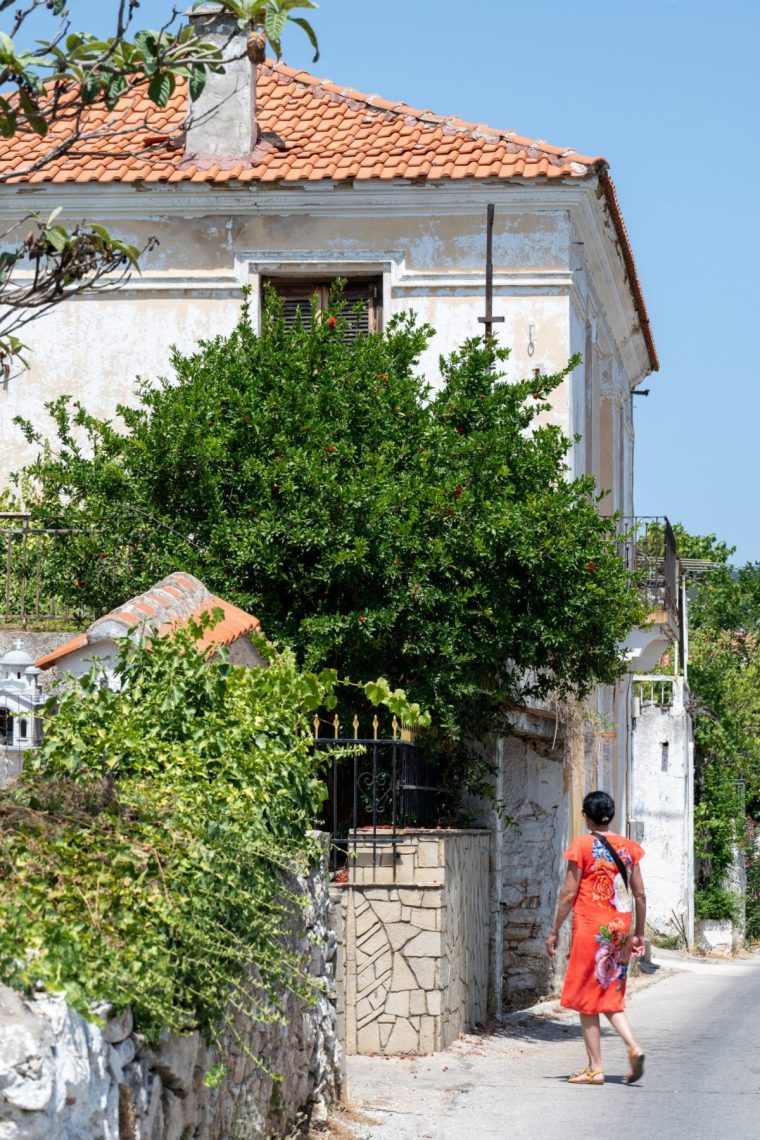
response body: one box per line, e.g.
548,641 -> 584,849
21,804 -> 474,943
426,991 -> 443,1016
390,955 -> 418,992
409,991 -> 427,1016
417,841 -> 442,868
408,958 -> 435,990
404,931 -> 443,958
357,1023 -> 381,1055
418,1016 -> 437,1053
369,900 -> 402,924
384,991 -> 410,1018
383,1019 -> 419,1055
409,906 -> 438,931
398,889 -> 424,907
386,923 -> 416,951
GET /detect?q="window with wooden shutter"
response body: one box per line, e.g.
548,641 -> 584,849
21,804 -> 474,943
262,277 -> 381,337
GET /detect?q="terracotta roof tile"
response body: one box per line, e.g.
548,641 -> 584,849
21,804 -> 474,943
0,60 -> 601,189
0,61 -> 657,370
36,572 -> 262,669
35,634 -> 88,670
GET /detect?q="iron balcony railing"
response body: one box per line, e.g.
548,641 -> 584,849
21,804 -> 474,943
1,514 -> 87,627
620,516 -> 679,630
632,674 -> 677,710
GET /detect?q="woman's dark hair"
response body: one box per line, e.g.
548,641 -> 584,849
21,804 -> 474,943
583,790 -> 615,825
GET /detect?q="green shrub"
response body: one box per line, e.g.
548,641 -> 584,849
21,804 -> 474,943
0,618 -> 423,1041
695,886 -> 740,923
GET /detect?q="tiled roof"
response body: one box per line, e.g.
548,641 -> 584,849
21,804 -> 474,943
36,572 -> 261,669
0,61 -> 604,186
0,61 -> 656,370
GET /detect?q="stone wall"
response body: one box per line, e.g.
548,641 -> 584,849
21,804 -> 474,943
334,830 -> 489,1056
0,842 -> 341,1139
0,630 -> 74,666
498,732 -> 568,1008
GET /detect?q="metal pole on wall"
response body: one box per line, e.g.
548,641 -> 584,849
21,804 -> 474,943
477,204 -> 505,345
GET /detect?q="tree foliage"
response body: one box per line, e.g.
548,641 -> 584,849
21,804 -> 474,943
0,617 -> 421,1040
680,529 -> 760,920
17,288 -> 643,757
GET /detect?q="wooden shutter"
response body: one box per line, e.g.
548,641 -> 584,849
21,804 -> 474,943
268,282 -> 322,331
263,278 -> 381,337
341,280 -> 380,338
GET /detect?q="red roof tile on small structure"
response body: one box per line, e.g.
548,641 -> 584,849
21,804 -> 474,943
36,572 -> 261,669
0,61 -> 657,370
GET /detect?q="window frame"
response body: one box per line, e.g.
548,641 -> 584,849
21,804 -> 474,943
261,275 -> 383,337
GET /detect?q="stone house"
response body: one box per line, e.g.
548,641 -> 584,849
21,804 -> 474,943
0,6 -> 682,1009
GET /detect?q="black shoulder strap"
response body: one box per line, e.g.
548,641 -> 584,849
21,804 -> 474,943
591,831 -> 629,889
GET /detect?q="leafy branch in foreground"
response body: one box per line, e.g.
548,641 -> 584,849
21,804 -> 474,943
0,617 -> 421,1041
0,0 -> 321,375
0,207 -> 155,380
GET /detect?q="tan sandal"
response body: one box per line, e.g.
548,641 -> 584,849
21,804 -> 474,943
568,1066 -> 604,1085
625,1049 -> 645,1084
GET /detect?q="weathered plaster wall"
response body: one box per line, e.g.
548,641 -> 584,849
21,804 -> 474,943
498,733 -> 569,1006
335,830 -> 489,1055
0,844 -> 341,1139
1,191 -> 582,477
629,677 -> 694,943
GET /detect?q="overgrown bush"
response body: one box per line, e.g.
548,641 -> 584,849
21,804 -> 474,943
694,885 -> 740,924
745,817 -> 760,943
0,618 -> 424,1041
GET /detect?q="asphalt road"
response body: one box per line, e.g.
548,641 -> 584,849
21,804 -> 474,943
346,950 -> 760,1140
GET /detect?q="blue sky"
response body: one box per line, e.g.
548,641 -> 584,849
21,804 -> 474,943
23,1 -> 760,564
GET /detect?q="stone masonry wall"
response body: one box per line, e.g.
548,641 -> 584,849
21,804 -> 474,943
0,841 -> 341,1139
334,830 -> 489,1055
499,734 -> 568,1008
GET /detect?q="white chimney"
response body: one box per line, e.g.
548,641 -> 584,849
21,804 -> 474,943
185,3 -> 256,164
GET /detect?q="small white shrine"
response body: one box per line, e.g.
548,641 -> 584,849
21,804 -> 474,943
0,640 -> 43,780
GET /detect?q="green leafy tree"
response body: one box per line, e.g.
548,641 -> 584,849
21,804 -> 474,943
678,528 -> 760,921
17,288 -> 643,763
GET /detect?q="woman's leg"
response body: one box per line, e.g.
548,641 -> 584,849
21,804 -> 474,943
604,1010 -> 640,1052
605,1011 -> 645,1081
579,1013 -> 603,1070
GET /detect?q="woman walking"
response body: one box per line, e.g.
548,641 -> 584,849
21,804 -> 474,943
545,790 -> 647,1085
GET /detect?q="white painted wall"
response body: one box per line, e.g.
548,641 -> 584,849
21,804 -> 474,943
629,676 -> 694,944
1,177 -> 655,1005
1,181 -> 649,493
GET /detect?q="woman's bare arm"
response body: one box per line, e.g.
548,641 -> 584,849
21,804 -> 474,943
629,863 -> 646,956
545,862 -> 582,958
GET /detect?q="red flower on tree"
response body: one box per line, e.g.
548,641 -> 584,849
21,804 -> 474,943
327,316 -> 337,329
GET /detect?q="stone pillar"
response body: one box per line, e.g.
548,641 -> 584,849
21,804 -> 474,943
335,831 -> 490,1055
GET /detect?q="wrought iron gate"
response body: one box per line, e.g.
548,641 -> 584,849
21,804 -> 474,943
313,715 -> 441,872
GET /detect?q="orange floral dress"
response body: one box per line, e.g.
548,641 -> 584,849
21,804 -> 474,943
560,833 -> 644,1015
